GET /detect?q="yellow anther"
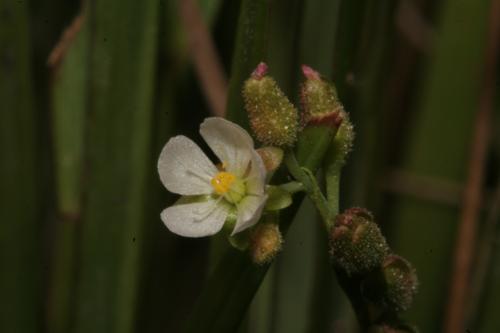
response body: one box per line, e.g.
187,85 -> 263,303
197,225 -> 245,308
211,172 -> 236,195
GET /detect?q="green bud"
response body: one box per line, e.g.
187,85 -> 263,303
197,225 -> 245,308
329,112 -> 355,167
228,230 -> 250,251
264,185 -> 292,211
243,62 -> 299,147
329,208 -> 390,276
256,146 -> 284,172
362,255 -> 418,312
249,223 -> 283,265
300,65 -> 344,127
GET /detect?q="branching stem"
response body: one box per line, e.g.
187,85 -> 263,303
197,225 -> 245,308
284,150 -> 331,229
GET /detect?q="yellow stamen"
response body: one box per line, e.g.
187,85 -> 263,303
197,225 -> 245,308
211,172 -> 236,195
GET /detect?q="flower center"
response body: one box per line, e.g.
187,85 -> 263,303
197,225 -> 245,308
210,171 -> 246,204
211,172 -> 235,194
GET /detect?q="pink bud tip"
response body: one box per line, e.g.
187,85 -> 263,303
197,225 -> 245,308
251,62 -> 268,79
301,64 -> 320,80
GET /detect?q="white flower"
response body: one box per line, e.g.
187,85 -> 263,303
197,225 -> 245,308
158,117 -> 268,237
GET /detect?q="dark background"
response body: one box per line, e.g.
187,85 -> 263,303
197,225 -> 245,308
1,0 -> 499,332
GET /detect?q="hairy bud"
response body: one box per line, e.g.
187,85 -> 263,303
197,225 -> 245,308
300,65 -> 344,127
329,208 -> 389,275
328,113 -> 355,167
249,223 -> 283,265
256,146 -> 284,172
243,62 -> 299,147
362,255 -> 418,312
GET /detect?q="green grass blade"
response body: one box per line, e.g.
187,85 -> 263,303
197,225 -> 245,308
225,0 -> 269,125
344,0 -> 395,209
268,1 -> 343,332
50,14 -> 88,219
47,8 -> 89,333
0,1 -> 41,332
271,200 -> 319,333
389,0 -> 490,331
73,1 -> 159,332
248,1 -> 303,332
475,57 -> 500,333
266,0 -> 302,94
299,0 -> 341,77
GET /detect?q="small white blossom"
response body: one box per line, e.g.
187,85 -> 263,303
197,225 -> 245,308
158,117 -> 268,237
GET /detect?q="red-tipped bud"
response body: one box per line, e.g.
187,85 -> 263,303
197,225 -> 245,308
301,64 -> 321,80
251,62 -> 268,79
300,64 -> 344,127
243,63 -> 299,147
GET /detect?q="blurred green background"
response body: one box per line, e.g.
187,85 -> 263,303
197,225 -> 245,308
1,0 -> 499,332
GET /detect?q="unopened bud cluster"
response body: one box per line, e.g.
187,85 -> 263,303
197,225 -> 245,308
329,208 -> 418,316
243,63 -> 347,148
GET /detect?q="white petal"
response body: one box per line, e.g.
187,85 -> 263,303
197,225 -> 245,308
245,150 -> 266,195
232,195 -> 268,235
200,117 -> 254,177
158,135 -> 218,195
161,199 -> 228,237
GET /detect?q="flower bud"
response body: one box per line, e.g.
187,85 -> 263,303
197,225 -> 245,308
243,62 -> 299,147
300,65 -> 344,127
362,255 -> 418,312
256,146 -> 284,172
329,208 -> 389,276
264,185 -> 292,211
383,255 -> 418,311
249,223 -> 283,265
328,113 -> 355,167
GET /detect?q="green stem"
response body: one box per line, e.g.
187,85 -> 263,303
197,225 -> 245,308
323,119 -> 354,219
284,150 -> 331,229
326,165 -> 341,218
